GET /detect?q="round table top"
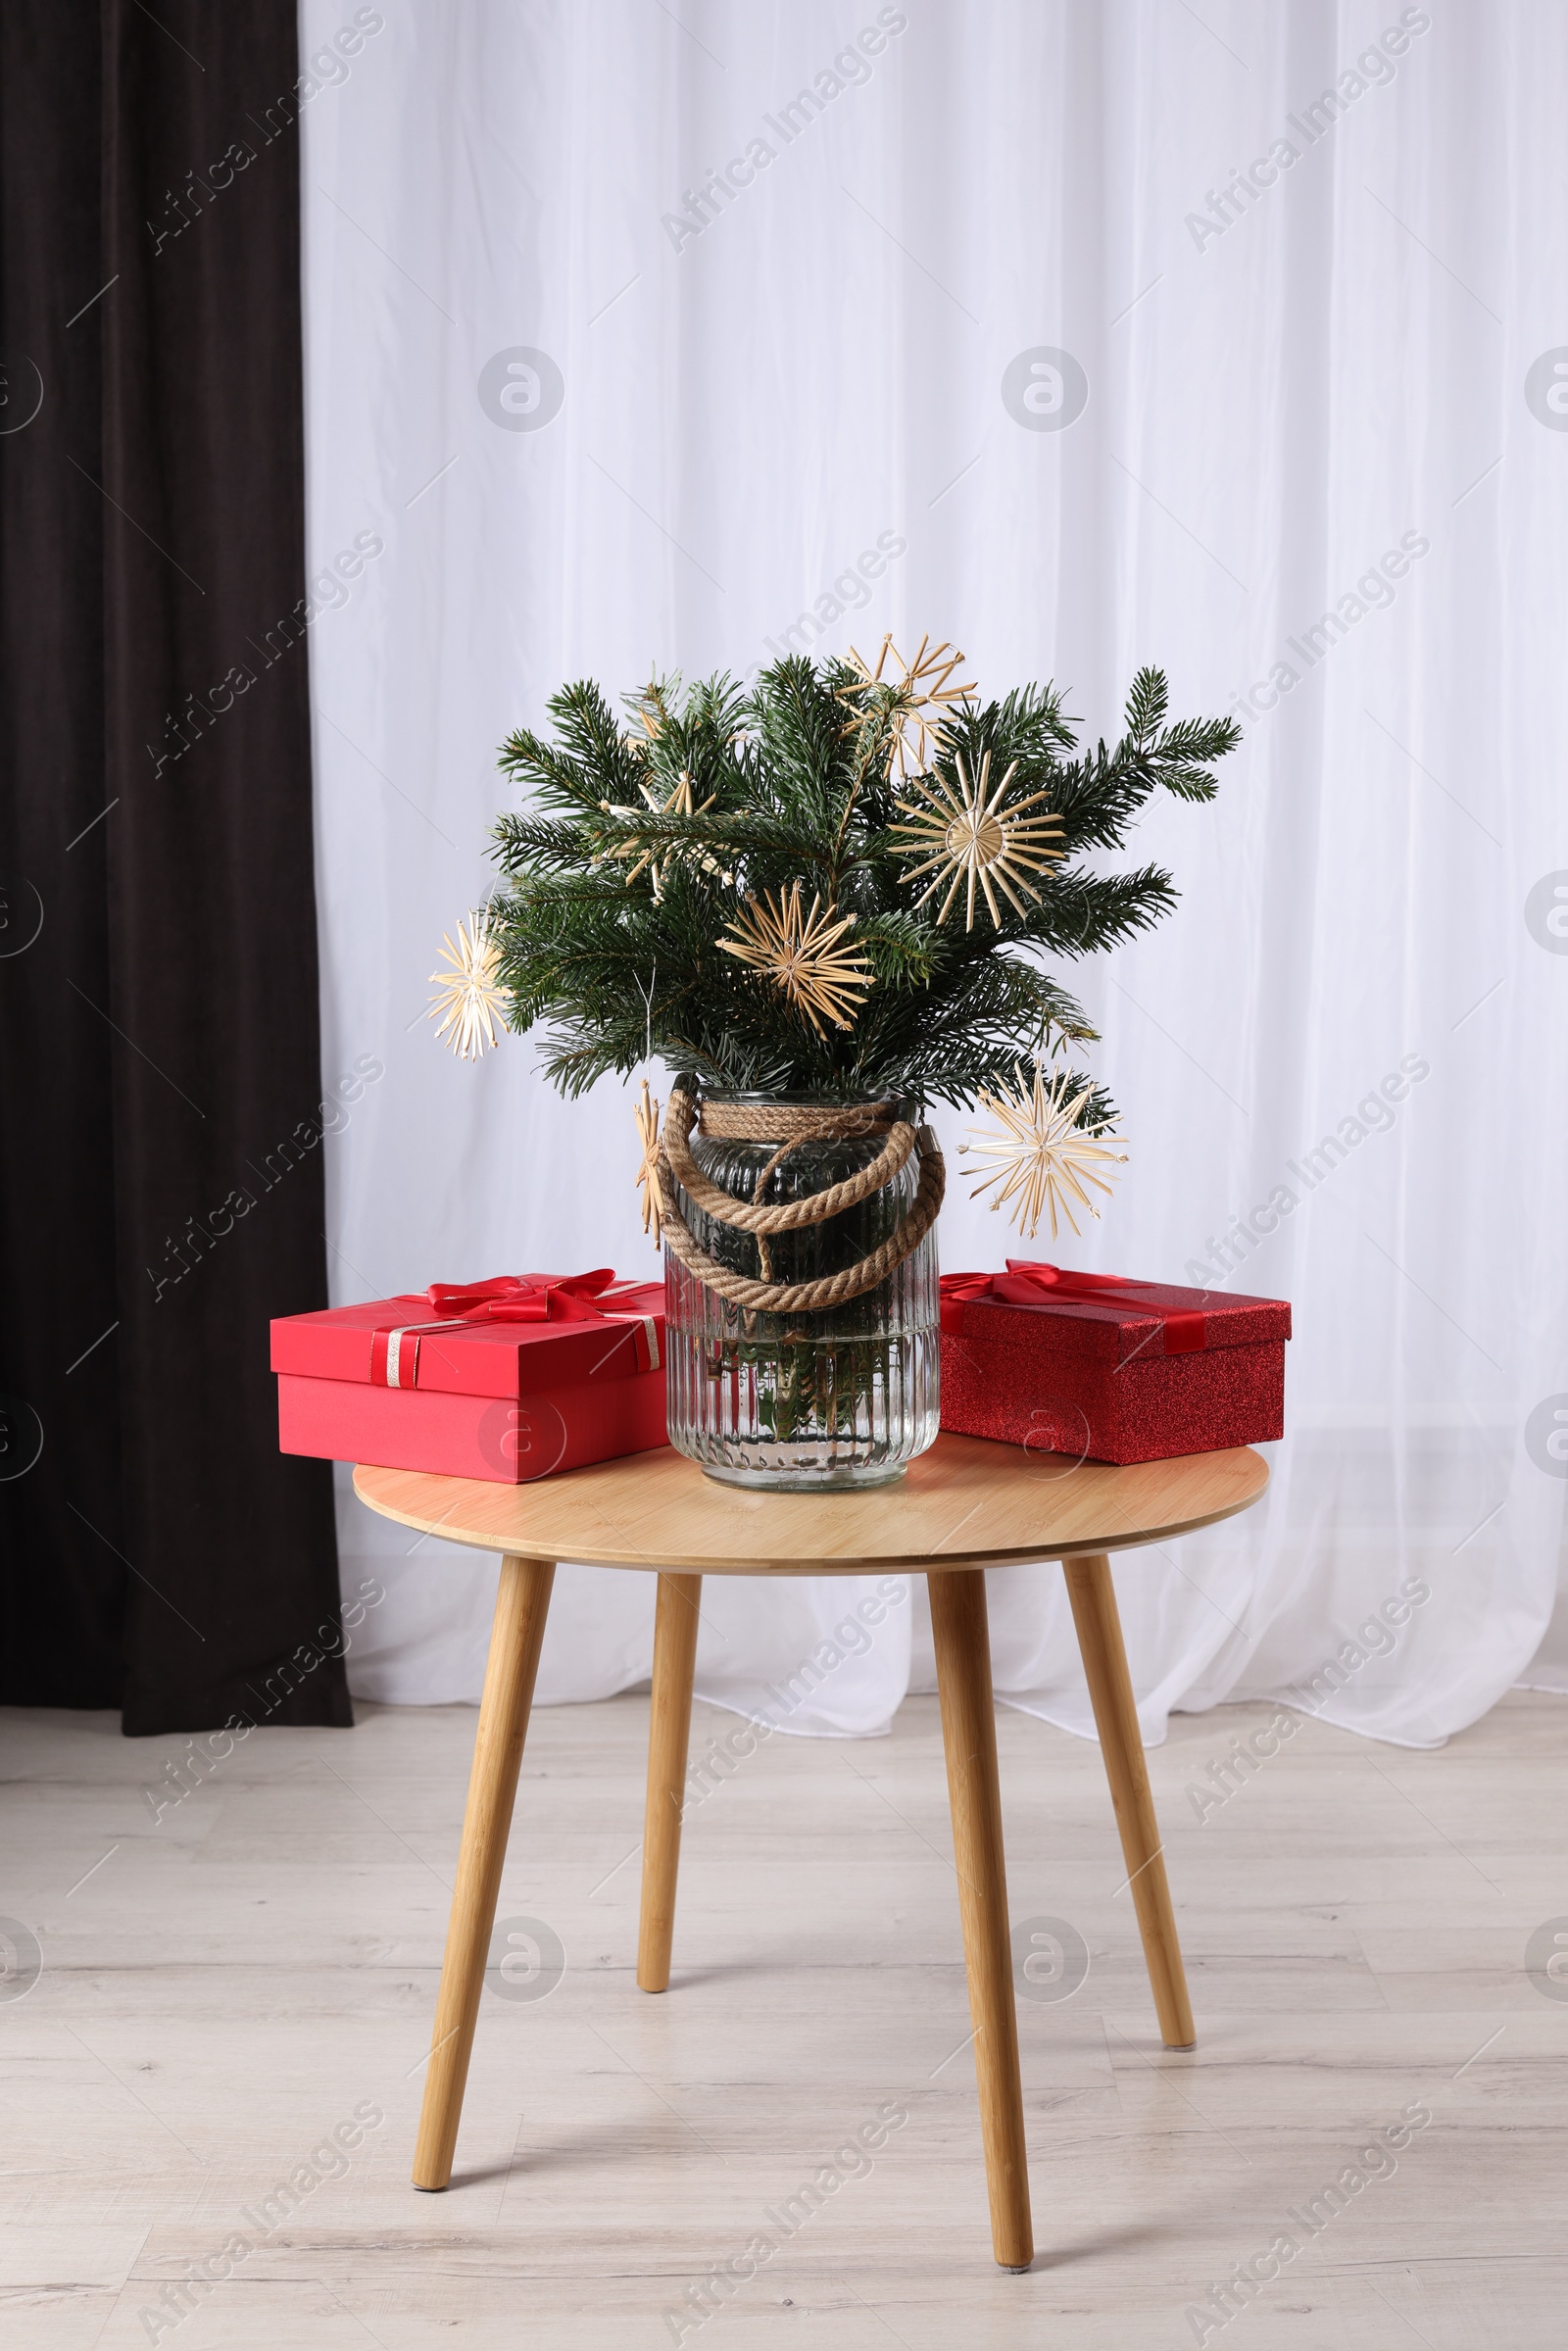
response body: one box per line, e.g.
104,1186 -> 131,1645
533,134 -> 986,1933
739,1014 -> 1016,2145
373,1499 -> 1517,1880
352,1435 -> 1269,1576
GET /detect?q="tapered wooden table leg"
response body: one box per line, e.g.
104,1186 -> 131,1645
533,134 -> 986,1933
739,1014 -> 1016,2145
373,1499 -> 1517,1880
638,1571 -> 703,1992
1063,1551 -> 1195,2050
928,1568 -> 1033,2272
413,1553 -> 556,2190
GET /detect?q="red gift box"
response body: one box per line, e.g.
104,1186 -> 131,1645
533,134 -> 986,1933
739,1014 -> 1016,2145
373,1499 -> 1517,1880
271,1270 -> 668,1484
939,1260 -> 1289,1465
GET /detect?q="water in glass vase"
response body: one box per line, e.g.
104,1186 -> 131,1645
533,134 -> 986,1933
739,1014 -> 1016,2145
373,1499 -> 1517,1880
662,1093 -> 940,1489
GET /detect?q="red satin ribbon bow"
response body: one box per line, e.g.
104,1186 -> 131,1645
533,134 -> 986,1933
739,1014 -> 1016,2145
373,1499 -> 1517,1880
940,1259 -> 1206,1354
370,1270 -> 656,1388
423,1270 -> 621,1322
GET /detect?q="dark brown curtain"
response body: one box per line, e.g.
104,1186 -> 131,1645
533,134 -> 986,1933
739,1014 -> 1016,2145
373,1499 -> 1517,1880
0,2 -> 350,1734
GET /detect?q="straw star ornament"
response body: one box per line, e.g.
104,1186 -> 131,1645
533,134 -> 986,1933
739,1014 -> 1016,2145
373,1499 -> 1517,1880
960,1062 -> 1127,1241
839,633 -> 976,778
718,882 -> 872,1037
633,1077 -> 663,1246
598,766 -> 721,900
427,907 -> 507,1060
889,747 -> 1064,931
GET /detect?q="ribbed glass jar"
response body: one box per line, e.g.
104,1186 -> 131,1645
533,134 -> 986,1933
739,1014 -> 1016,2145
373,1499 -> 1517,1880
663,1093 -> 940,1489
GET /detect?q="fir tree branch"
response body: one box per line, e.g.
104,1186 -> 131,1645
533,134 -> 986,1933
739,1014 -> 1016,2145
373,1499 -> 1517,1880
480,656 -> 1235,1114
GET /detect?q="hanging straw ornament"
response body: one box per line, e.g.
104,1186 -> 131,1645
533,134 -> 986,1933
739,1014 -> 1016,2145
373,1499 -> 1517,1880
598,767 -> 722,899
838,633 -> 976,778
717,881 -> 872,1037
634,1077 -> 663,1246
959,1062 -> 1127,1241
427,907 -> 507,1060
888,748 -> 1064,931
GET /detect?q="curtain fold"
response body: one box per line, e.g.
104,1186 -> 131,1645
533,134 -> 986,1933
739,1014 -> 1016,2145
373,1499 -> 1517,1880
0,0 -> 348,1734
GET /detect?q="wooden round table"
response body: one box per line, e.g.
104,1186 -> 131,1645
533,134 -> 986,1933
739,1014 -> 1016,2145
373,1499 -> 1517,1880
355,1433 -> 1269,2272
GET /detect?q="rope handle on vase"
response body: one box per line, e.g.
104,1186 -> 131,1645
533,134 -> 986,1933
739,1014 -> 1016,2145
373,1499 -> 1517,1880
654,1082 -> 946,1314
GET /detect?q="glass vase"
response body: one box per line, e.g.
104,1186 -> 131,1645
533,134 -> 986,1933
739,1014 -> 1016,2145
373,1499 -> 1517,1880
663,1093 -> 940,1489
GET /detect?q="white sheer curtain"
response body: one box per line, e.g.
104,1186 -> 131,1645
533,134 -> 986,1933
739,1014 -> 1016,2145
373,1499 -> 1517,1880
298,0 -> 1568,1748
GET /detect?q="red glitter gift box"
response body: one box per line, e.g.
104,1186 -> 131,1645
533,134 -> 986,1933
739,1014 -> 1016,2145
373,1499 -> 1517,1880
271,1270 -> 667,1484
939,1260 -> 1289,1465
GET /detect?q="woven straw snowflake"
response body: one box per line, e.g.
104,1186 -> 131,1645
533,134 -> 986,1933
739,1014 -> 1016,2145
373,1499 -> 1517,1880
838,633 -> 976,779
634,1077 -> 663,1246
427,908 -> 507,1060
599,767 -> 723,900
718,882 -> 872,1037
960,1062 -> 1127,1241
888,747 -> 1064,932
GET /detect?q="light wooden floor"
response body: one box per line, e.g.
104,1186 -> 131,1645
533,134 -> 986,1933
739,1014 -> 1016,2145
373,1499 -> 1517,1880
4,1686 -> 1566,2348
